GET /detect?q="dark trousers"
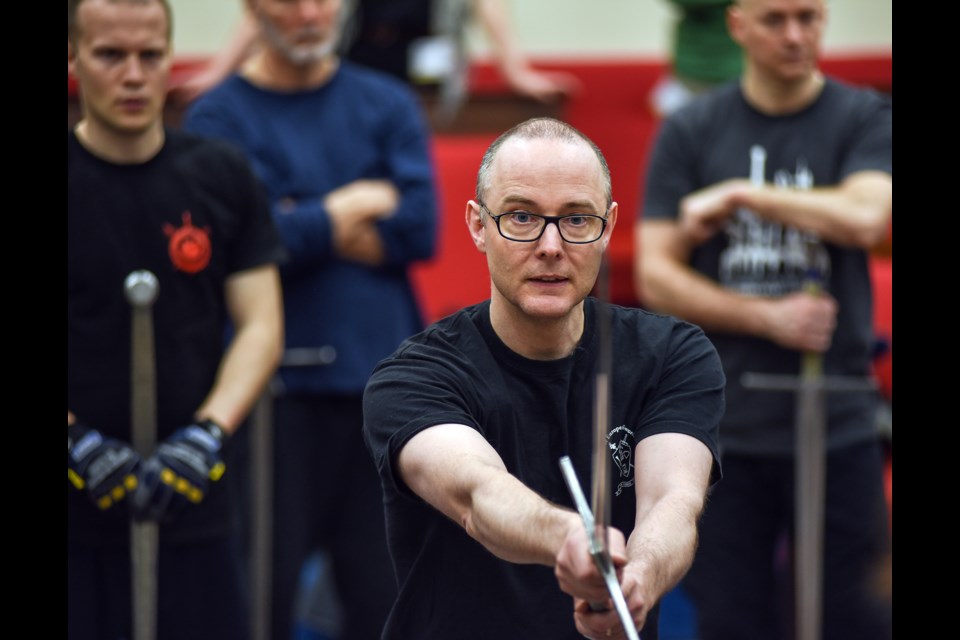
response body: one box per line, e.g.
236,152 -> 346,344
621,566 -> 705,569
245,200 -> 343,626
684,439 -> 892,640
271,394 -> 397,640
67,535 -> 249,640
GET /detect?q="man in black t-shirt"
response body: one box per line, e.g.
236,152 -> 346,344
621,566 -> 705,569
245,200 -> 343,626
637,0 -> 892,638
67,1 -> 285,638
363,117 -> 724,640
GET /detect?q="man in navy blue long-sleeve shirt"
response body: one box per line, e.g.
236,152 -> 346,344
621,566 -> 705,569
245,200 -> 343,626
184,1 -> 438,638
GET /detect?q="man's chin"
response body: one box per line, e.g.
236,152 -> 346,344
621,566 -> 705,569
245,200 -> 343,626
778,59 -> 816,80
110,115 -> 161,137
285,39 -> 338,66
520,296 -> 577,320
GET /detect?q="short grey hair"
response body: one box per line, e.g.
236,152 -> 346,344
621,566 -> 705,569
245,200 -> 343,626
475,117 -> 612,208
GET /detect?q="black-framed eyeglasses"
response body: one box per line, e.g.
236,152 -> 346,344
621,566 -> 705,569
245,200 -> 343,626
476,200 -> 608,244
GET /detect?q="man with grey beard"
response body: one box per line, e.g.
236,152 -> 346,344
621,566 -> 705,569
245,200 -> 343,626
183,1 -> 439,638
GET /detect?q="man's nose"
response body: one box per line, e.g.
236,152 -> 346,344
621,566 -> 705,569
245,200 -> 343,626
783,18 -> 806,44
297,0 -> 324,20
536,220 -> 566,254
123,56 -> 146,83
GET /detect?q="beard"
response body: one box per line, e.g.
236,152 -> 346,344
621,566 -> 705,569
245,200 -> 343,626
258,18 -> 340,66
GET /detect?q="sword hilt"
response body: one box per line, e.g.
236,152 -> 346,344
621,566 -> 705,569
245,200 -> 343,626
801,263 -> 825,379
588,549 -> 612,612
124,270 -> 159,309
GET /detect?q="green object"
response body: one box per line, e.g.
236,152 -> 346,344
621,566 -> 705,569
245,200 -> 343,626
669,0 -> 743,86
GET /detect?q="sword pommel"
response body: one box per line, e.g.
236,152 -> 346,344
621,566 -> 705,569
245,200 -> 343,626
124,270 -> 159,309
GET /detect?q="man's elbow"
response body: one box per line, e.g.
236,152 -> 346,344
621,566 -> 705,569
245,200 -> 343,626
857,214 -> 892,250
834,209 -> 890,250
842,173 -> 892,249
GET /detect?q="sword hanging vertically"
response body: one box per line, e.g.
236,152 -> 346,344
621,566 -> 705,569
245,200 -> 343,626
125,269 -> 160,640
739,148 -> 875,640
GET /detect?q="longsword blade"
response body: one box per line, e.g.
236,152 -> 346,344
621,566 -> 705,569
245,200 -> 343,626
591,253 -> 612,547
125,270 -> 160,640
560,456 -> 640,640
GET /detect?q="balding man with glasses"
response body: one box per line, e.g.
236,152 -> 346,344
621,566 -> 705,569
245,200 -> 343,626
362,117 -> 725,640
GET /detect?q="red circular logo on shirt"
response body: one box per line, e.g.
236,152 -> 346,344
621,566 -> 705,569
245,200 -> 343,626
164,211 -> 212,274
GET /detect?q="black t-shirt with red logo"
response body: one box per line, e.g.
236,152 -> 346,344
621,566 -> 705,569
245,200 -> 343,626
67,128 -> 286,544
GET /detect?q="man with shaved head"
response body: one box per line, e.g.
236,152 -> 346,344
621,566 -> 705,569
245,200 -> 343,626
363,117 -> 725,640
637,0 -> 892,638
67,0 -> 285,638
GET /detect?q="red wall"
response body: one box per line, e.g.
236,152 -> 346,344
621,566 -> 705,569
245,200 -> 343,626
412,55 -> 892,321
413,134 -> 498,323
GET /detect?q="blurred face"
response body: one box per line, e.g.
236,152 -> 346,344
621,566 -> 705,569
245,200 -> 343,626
467,137 -> 617,322
251,0 -> 343,65
729,0 -> 826,83
67,0 -> 171,138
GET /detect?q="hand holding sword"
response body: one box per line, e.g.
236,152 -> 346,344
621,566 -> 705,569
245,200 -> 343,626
559,456 -> 640,640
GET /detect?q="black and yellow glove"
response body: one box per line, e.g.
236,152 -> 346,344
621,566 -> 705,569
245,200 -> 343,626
67,422 -> 142,511
131,419 -> 228,523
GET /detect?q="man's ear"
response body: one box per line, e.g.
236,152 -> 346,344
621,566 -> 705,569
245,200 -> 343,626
602,202 -> 618,251
67,39 -> 77,77
727,4 -> 746,47
466,200 -> 487,253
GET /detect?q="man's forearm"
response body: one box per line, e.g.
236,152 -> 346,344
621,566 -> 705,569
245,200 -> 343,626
623,433 -> 713,603
740,172 -> 892,249
639,258 -> 769,338
400,425 -> 580,566
195,321 -> 281,433
465,468 -> 581,565
623,488 -> 703,601
195,268 -> 283,433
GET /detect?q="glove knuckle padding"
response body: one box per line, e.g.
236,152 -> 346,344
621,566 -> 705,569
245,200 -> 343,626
158,442 -> 209,480
88,448 -> 134,485
130,420 -> 228,522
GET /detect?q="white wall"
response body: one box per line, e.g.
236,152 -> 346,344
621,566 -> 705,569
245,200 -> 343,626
169,0 -> 892,60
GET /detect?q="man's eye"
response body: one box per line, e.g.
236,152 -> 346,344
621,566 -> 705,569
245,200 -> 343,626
564,215 -> 589,227
508,212 -> 536,224
95,49 -> 125,62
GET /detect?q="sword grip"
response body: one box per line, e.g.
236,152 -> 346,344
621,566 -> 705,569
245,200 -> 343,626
801,267 -> 825,379
588,550 -> 610,611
